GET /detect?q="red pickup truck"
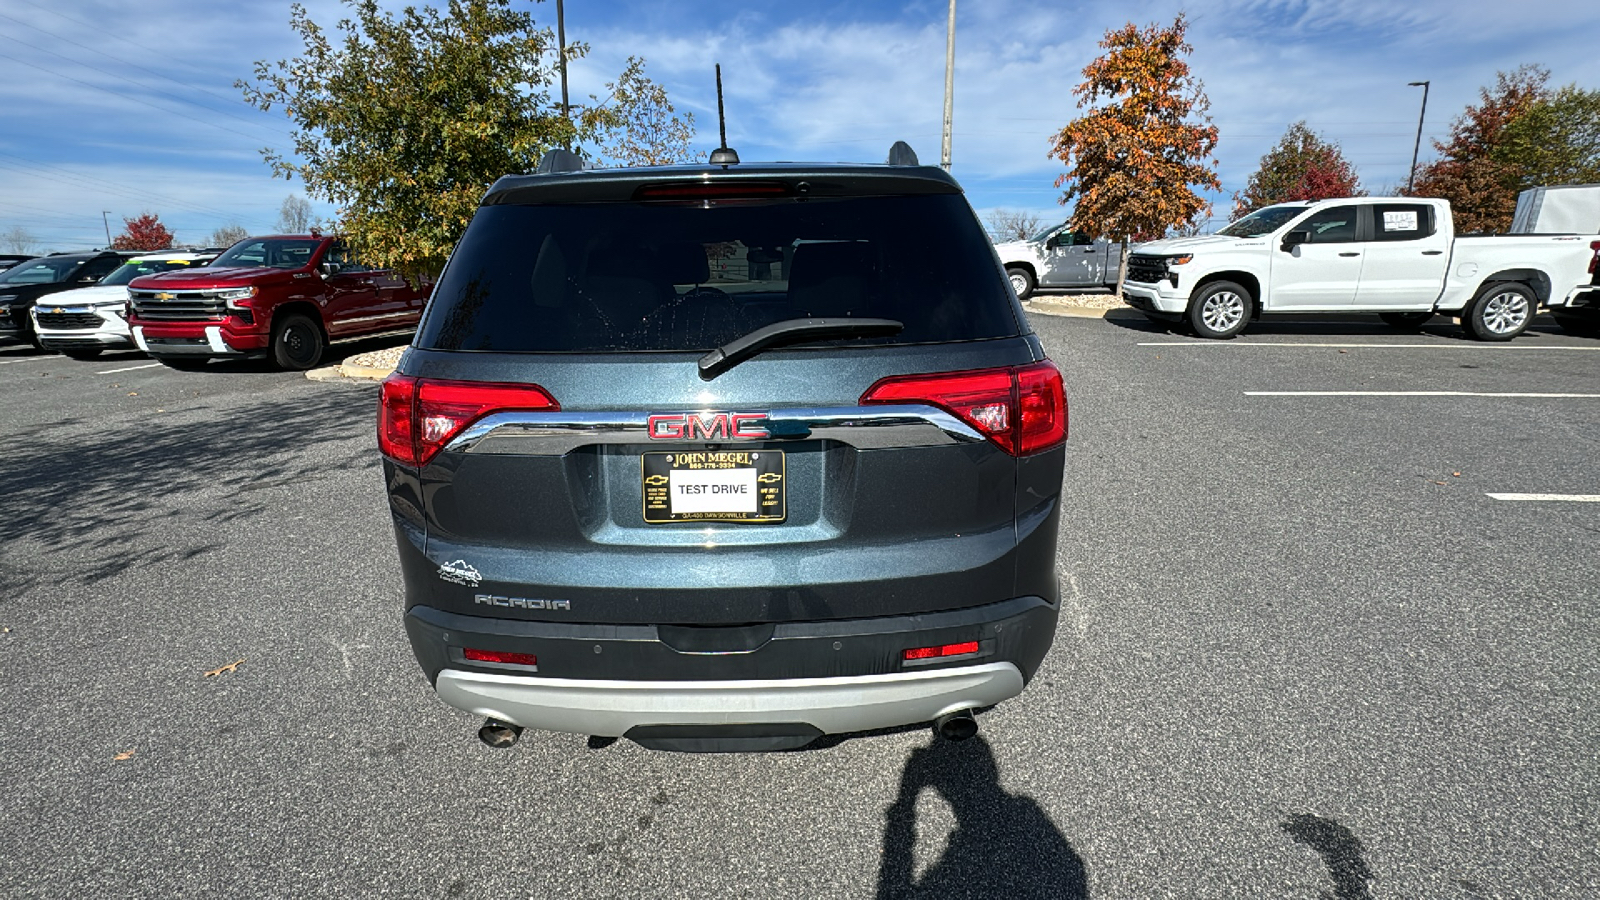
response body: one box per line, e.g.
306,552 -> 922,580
127,234 -> 430,370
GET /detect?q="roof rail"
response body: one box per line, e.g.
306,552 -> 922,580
887,141 -> 920,166
535,149 -> 584,175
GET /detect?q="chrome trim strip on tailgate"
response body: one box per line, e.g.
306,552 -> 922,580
447,405 -> 986,455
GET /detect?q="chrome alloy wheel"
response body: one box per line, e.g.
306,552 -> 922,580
1481,290 -> 1530,335
1200,290 -> 1246,333
1009,271 -> 1030,297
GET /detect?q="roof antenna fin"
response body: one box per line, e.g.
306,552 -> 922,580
709,64 -> 739,167
887,141 -> 919,166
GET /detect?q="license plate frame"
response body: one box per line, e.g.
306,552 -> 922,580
642,450 -> 786,523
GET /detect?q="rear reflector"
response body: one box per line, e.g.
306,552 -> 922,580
463,648 -> 538,667
1589,240 -> 1600,274
379,375 -> 560,466
860,360 -> 1067,455
903,641 -> 981,661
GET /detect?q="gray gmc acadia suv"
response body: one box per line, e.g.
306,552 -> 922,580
380,146 -> 1067,752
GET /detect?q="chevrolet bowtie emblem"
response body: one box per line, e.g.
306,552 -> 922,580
644,475 -> 668,486
758,473 -> 782,483
155,292 -> 175,300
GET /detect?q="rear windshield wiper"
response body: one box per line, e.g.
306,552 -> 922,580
698,317 -> 904,380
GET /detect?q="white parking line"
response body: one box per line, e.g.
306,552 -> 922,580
1486,493 -> 1600,502
0,356 -> 50,365
1138,341 -> 1600,349
96,362 -> 163,375
1245,391 -> 1600,397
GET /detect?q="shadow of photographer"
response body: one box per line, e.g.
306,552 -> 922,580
876,735 -> 1088,899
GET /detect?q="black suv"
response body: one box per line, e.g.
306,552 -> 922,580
381,146 -> 1068,752
0,251 -> 130,347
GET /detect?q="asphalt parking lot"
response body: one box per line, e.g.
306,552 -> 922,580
0,313 -> 1596,899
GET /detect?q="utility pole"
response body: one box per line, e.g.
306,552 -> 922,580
1407,80 -> 1430,193
101,210 -> 112,246
557,0 -> 570,147
940,0 -> 956,172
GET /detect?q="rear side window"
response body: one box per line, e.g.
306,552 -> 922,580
1371,204 -> 1436,241
417,194 -> 1020,352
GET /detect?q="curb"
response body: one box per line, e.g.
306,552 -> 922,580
305,360 -> 396,383
1023,303 -> 1138,320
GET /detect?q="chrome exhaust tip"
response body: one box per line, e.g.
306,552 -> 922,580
478,718 -> 524,748
933,709 -> 978,741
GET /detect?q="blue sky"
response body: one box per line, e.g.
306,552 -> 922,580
1,0 -> 1596,251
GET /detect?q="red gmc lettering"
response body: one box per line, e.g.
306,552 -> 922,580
645,412 -> 770,440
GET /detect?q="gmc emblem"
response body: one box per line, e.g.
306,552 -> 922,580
646,412 -> 769,440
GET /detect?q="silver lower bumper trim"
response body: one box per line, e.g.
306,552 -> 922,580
434,661 -> 1025,737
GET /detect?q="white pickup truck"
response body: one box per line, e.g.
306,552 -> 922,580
993,222 -> 1124,300
1122,196 -> 1596,340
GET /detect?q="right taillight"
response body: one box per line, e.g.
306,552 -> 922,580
860,360 -> 1067,456
1589,240 -> 1599,275
379,374 -> 560,466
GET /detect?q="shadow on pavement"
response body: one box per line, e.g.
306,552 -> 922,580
1102,310 -> 1570,341
0,386 -> 374,595
876,736 -> 1088,899
1281,813 -> 1374,900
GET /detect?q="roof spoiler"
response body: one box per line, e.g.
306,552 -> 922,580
886,141 -> 920,166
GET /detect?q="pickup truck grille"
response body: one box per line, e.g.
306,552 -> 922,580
130,290 -> 227,322
1125,255 -> 1168,285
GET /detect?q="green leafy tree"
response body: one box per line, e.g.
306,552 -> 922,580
1048,14 -> 1220,295
583,57 -> 701,167
1232,122 -> 1363,217
1496,84 -> 1600,187
1410,66 -> 1550,233
240,0 -> 581,278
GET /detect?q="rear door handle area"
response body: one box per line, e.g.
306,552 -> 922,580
1339,252 -> 1361,257
1422,250 -> 1444,256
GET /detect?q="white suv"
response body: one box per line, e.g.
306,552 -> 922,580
33,251 -> 216,359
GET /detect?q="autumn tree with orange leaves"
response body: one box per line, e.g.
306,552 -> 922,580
1048,14 -> 1219,295
111,213 -> 174,251
1409,66 -> 1549,234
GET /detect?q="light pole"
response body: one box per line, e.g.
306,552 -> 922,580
940,0 -> 956,171
101,210 -> 112,246
1407,80 -> 1430,193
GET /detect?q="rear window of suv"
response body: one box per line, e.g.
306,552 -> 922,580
416,193 -> 1021,352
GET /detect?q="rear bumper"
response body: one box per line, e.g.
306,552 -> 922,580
405,594 -> 1057,738
436,662 -> 1024,741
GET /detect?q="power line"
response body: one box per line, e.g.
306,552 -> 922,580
0,13 -> 292,143
0,10 -> 292,137
0,154 -> 240,220
0,44 -> 278,148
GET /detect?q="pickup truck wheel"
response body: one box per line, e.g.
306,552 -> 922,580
1006,268 -> 1036,301
156,357 -> 209,371
272,314 -> 326,370
1463,283 -> 1534,341
1187,281 -> 1252,339
1378,311 -> 1434,330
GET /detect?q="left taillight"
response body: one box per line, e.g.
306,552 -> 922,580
860,360 -> 1067,456
379,374 -> 560,466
